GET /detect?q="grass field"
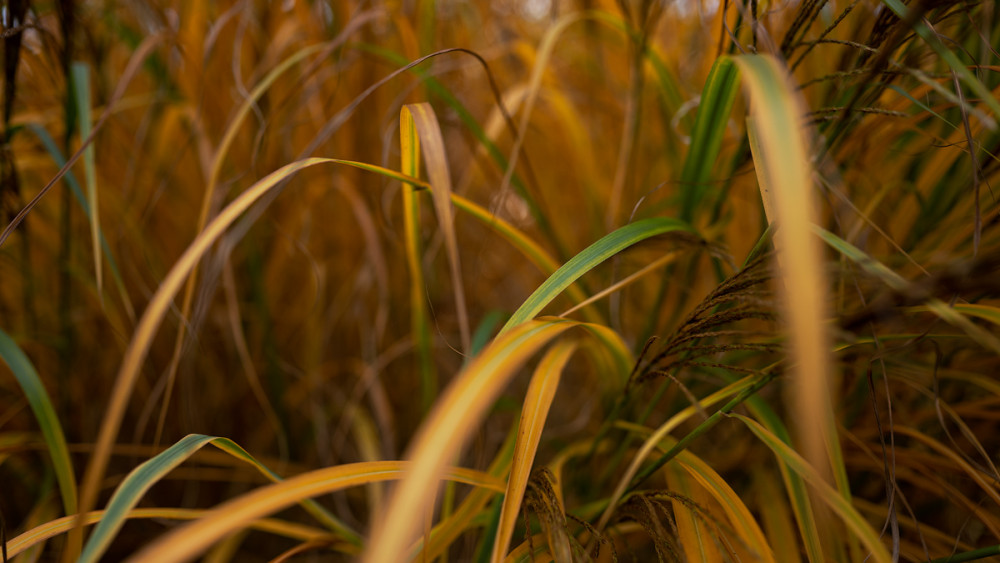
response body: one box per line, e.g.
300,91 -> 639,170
2,0 -> 1000,561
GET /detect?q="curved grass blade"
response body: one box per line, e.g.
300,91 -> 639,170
664,461 -> 724,563
491,339 -> 577,563
498,217 -> 695,336
356,43 -> 557,254
362,319 -> 575,563
78,434 -> 359,563
127,461 -> 503,563
673,449 -> 776,562
8,508 -> 345,559
402,103 -> 471,352
76,157 -> 355,549
0,329 -> 77,517
595,373 -> 766,532
730,413 -> 892,563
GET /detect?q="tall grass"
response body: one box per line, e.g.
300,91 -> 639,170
1,0 -> 999,561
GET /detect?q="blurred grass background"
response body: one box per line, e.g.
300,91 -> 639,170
1,0 -> 1000,561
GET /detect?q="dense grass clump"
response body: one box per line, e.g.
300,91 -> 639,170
1,1 -> 1000,561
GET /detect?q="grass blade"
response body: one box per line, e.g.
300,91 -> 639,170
9,508 -> 344,559
402,103 -> 471,353
664,461 -> 724,563
71,61 -> 101,304
399,104 -> 437,410
362,319 -> 575,563
498,217 -> 695,336
127,461 -> 503,563
679,57 -> 740,223
673,450 -> 775,562
730,413 -> 891,563
79,434 -> 360,563
737,55 -> 850,560
0,329 -> 77,517
491,339 -> 577,562
76,157 -> 354,550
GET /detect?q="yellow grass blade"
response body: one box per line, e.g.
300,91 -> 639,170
127,461 -> 503,562
665,461 -> 724,563
673,451 -> 776,562
737,53 -> 838,490
597,376 -> 759,531
409,430 -> 517,561
402,103 -> 471,352
77,157 -> 349,552
362,319 -> 574,563
738,54 -> 857,560
8,508 -> 345,559
71,62 -> 102,304
730,413 -> 892,563
399,100 -> 436,409
491,339 -> 577,562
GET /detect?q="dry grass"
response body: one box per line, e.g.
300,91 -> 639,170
1,0 -> 1000,561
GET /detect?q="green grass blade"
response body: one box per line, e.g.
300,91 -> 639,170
71,62 -> 102,303
0,329 -> 77,517
26,123 -> 132,320
679,57 -> 740,223
130,460 -> 502,563
79,434 -> 361,563
79,435 -> 215,563
498,217 -> 695,336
